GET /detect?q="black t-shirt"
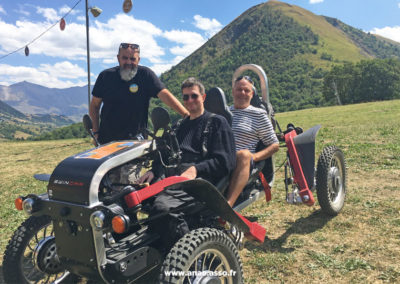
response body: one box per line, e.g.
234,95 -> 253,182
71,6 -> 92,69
92,65 -> 165,144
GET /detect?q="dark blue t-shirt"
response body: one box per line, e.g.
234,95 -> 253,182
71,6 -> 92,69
92,65 -> 165,144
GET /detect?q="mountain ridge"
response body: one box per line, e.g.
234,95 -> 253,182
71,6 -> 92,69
0,81 -> 89,121
160,0 -> 400,112
1,0 -> 400,139
0,98 -> 74,140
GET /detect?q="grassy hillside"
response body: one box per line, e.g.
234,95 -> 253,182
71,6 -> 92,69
269,1 -> 368,65
0,99 -> 75,140
1,100 -> 399,282
0,117 -> 74,140
160,1 -> 400,114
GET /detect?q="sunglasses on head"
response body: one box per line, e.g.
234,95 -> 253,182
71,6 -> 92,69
119,43 -> 140,50
182,93 -> 200,101
235,75 -> 254,85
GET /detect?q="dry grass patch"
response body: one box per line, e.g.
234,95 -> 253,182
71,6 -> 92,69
0,100 -> 399,283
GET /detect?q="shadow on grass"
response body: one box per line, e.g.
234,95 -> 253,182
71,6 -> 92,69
245,210 -> 334,253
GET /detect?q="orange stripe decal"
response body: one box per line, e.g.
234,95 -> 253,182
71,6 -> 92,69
75,142 -> 135,159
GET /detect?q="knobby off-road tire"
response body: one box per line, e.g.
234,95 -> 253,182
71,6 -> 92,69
159,227 -> 243,284
316,146 -> 347,216
2,215 -> 77,284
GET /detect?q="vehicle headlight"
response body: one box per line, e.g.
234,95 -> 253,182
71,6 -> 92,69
90,211 -> 106,230
22,198 -> 35,215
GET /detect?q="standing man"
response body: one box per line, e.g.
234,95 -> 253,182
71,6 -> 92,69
225,76 -> 279,207
89,43 -> 189,144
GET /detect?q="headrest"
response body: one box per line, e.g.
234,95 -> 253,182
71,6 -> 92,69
204,87 -> 233,125
250,86 -> 265,110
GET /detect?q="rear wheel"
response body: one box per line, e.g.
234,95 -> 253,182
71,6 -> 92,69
159,227 -> 243,284
316,146 -> 347,215
2,215 -> 77,284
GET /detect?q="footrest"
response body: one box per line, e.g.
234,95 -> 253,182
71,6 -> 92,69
235,213 -> 266,243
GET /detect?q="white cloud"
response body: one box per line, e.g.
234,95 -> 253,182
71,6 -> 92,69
0,19 -> 86,60
370,26 -> 400,43
36,7 -> 59,22
14,4 -> 30,17
150,56 -> 185,75
90,13 -> 165,64
163,30 -> 205,57
38,61 -> 87,79
310,0 -> 324,4
398,2 -> 400,8
59,5 -> 79,16
0,13 -> 167,64
0,9 -> 214,87
0,62 -> 87,88
0,5 -> 6,15
76,16 -> 85,22
193,15 -> 222,37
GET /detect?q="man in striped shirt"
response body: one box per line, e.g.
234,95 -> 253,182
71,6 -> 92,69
226,76 -> 280,207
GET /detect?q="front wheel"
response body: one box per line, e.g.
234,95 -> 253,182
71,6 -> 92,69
316,146 -> 347,215
159,227 -> 243,284
2,215 -> 77,284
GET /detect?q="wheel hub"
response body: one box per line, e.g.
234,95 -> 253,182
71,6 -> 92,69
328,167 -> 342,197
34,236 -> 64,274
193,272 -> 221,284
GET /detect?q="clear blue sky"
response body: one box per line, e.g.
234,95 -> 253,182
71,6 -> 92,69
0,0 -> 399,88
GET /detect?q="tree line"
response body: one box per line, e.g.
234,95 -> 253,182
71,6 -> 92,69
322,58 -> 400,105
10,57 -> 400,141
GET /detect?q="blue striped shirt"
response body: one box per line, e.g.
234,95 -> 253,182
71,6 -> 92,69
230,105 -> 278,153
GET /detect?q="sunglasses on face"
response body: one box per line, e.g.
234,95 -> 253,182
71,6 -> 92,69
182,93 -> 200,101
235,75 -> 254,85
119,43 -> 140,50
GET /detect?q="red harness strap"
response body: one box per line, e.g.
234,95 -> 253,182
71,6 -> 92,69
124,176 -> 189,208
259,172 -> 272,202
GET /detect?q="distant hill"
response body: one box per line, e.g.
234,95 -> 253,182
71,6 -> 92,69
0,81 -> 89,121
0,99 -> 26,119
2,0 -> 400,140
0,99 -> 74,140
160,0 -> 400,112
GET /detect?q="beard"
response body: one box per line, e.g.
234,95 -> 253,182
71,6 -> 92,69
120,65 -> 138,81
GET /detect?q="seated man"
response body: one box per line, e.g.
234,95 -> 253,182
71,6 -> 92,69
138,77 -> 236,248
225,76 -> 280,207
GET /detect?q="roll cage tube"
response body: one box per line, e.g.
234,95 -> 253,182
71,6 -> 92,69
232,64 -> 270,118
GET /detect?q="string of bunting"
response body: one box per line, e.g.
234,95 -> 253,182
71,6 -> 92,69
0,0 -> 133,60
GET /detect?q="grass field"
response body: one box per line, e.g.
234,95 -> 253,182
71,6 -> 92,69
0,100 -> 399,283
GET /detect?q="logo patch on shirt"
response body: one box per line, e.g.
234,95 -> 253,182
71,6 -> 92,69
129,83 -> 139,93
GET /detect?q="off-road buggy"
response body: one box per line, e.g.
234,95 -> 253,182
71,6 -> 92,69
2,64 -> 347,283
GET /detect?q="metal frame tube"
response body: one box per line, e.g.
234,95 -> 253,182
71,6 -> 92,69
85,0 -> 91,110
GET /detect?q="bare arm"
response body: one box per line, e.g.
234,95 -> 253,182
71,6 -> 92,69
252,143 -> 279,162
157,88 -> 189,117
89,96 -> 102,133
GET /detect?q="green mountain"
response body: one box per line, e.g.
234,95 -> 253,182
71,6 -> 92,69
0,99 -> 26,119
0,99 -> 74,140
160,0 -> 400,113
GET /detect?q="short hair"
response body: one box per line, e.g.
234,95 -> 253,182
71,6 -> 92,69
181,77 -> 205,95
